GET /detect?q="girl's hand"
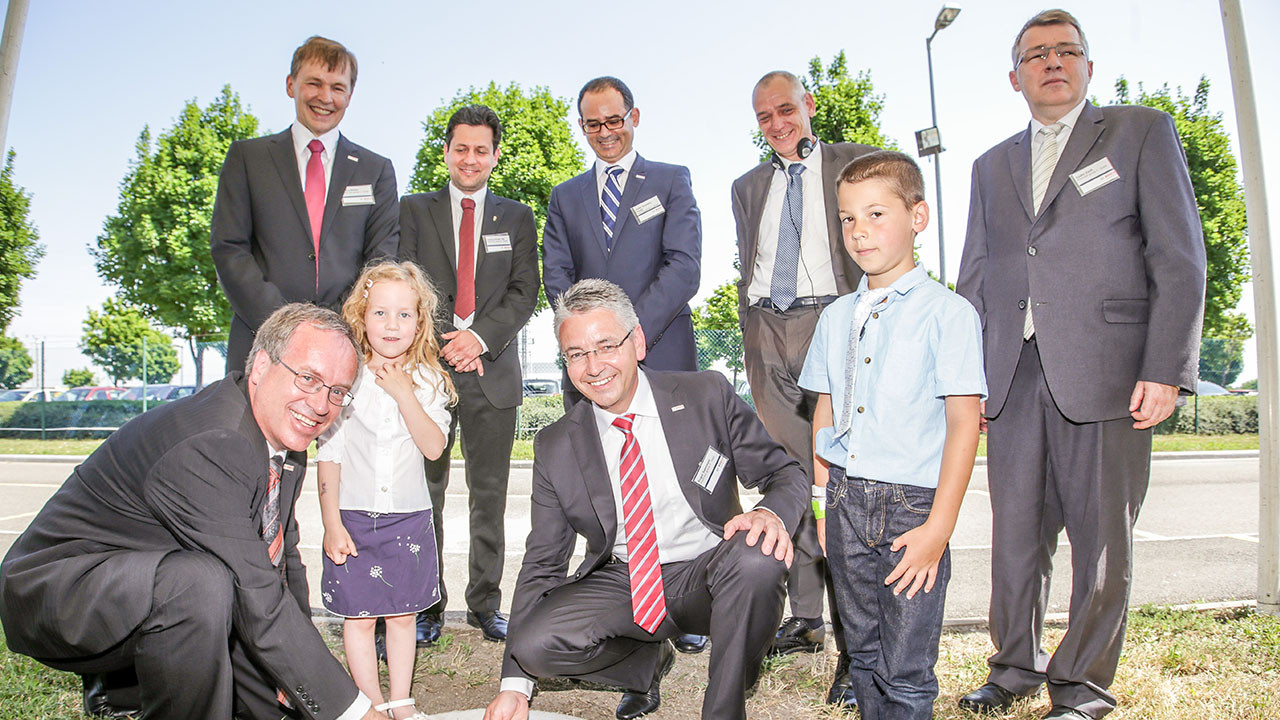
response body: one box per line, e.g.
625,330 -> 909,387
323,525 -> 358,564
373,362 -> 415,401
885,521 -> 949,599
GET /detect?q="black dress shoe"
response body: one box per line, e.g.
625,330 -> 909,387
82,670 -> 141,718
672,633 -> 707,654
1043,707 -> 1091,719
416,611 -> 443,647
769,616 -> 825,655
466,610 -> 509,642
825,659 -> 857,711
958,682 -> 1026,714
616,641 -> 674,720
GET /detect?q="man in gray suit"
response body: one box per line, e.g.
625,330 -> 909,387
730,69 -> 876,705
212,36 -> 399,374
955,10 -> 1205,719
400,104 -> 540,644
0,304 -> 391,720
484,279 -> 806,720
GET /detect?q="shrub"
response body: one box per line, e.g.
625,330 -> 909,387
1156,394 -> 1257,435
517,395 -> 566,440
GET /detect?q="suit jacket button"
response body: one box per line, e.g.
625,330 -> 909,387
308,252 -> 316,260
1018,300 -> 1027,310
1027,246 -> 1037,256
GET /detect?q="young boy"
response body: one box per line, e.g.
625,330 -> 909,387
798,150 -> 987,718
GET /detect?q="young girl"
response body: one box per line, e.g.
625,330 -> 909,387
317,261 -> 455,720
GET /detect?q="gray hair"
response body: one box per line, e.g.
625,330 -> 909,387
1012,9 -> 1089,68
552,279 -> 639,341
753,70 -> 805,98
244,303 -> 361,376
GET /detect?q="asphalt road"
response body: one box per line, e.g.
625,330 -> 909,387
0,454 -> 1262,623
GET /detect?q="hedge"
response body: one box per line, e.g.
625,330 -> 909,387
517,395 -> 566,440
0,400 -> 156,439
1157,394 -> 1257,435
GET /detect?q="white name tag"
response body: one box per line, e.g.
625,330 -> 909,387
483,233 -> 512,252
692,446 -> 728,495
631,195 -> 665,224
342,184 -> 375,206
1070,157 -> 1120,197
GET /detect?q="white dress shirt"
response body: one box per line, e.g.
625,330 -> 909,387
593,149 -> 639,202
747,143 -> 839,304
316,364 -> 452,513
289,121 -> 340,193
446,182 -> 490,352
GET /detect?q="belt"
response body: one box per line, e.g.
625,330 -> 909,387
752,295 -> 838,311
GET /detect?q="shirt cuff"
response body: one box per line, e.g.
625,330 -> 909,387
336,691 -> 371,720
500,676 -> 536,699
466,328 -> 490,354
752,504 -> 787,533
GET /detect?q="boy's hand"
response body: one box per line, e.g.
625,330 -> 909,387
885,521 -> 950,599
483,691 -> 530,720
373,362 -> 415,401
817,516 -> 827,555
323,526 -> 358,565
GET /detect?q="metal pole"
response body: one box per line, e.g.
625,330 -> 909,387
37,339 -> 44,440
926,32 -> 947,285
0,0 -> 30,152
141,336 -> 148,413
1219,0 -> 1278,615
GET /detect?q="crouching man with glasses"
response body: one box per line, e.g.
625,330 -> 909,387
484,279 -> 806,720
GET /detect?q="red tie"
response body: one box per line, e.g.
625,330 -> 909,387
304,139 -> 325,289
264,455 -> 283,567
455,197 -> 476,321
612,414 -> 668,634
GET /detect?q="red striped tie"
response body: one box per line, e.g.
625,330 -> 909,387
264,455 -> 283,567
612,414 -> 667,634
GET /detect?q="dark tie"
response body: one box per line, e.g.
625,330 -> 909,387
612,414 -> 667,634
304,139 -> 325,289
263,455 -> 283,567
456,197 -> 477,321
770,163 -> 806,310
600,165 -> 625,249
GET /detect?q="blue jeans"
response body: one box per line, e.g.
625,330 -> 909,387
826,465 -> 950,720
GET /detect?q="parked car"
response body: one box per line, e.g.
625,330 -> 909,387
122,384 -> 196,402
1197,380 -> 1230,396
55,386 -> 126,402
522,378 -> 560,397
0,388 -> 61,402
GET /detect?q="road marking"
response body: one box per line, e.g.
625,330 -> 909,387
1227,533 -> 1259,543
0,511 -> 37,522
1133,529 -> 1167,540
953,532 -> 1258,552
0,483 -> 63,489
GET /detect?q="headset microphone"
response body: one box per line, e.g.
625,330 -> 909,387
770,136 -> 816,169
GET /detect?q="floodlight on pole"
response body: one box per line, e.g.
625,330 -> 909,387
924,4 -> 960,285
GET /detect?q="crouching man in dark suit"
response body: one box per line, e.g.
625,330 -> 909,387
483,279 -> 807,720
0,304 -> 390,720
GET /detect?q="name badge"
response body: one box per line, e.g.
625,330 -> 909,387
483,233 -> 512,252
1070,158 -> 1120,197
692,446 -> 728,495
631,195 -> 665,224
342,184 -> 375,206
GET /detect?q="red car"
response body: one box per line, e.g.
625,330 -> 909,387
55,386 -> 126,401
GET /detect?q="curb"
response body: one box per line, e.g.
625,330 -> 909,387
0,454 -> 539,468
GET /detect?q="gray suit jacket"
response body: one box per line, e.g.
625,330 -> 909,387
730,141 -> 878,321
501,370 -> 806,680
211,128 -> 400,372
0,375 -> 357,719
956,102 -> 1206,423
399,188 -> 540,409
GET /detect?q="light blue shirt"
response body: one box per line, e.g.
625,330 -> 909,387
799,265 -> 987,488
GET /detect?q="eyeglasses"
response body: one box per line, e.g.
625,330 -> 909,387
581,112 -> 631,135
1015,42 -> 1086,69
279,360 -> 354,407
563,328 -> 635,366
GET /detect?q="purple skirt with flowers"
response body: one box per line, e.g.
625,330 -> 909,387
321,509 -> 440,618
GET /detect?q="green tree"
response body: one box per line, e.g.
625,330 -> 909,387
754,51 -> 898,160
93,86 -> 259,387
62,368 -> 96,387
692,280 -> 745,375
1199,337 -> 1245,387
0,334 -> 32,387
80,299 -> 180,385
1114,77 -> 1250,339
0,151 -> 43,333
410,82 -> 585,309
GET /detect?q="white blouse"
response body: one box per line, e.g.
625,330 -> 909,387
317,364 -> 452,513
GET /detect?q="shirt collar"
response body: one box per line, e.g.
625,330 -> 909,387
594,149 -> 638,179
854,263 -> 930,298
448,181 -> 487,205
1031,99 -> 1087,135
290,121 -> 340,160
592,368 -> 659,436
776,140 -> 823,174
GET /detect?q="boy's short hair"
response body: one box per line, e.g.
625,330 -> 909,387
837,150 -> 925,208
290,36 -> 358,88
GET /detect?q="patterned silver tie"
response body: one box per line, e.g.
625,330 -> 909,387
769,163 -> 806,311
1026,122 -> 1064,341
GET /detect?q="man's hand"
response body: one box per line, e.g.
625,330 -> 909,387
978,400 -> 988,434
817,516 -> 827,556
483,690 -> 530,720
441,330 -> 484,373
723,508 -> 793,567
885,520 -> 950,599
1129,380 -> 1179,430
359,708 -> 391,720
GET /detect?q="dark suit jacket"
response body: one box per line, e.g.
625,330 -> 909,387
542,155 -> 701,370
730,141 -> 878,322
399,188 -> 540,409
211,128 -> 400,372
956,103 -> 1206,422
0,375 -> 357,720
501,369 -> 806,679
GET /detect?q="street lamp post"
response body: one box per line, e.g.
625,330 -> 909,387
923,5 -> 961,285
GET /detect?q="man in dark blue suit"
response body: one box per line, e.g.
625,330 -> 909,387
542,76 -> 702,404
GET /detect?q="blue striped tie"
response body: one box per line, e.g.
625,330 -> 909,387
770,163 -> 806,310
600,165 -> 625,249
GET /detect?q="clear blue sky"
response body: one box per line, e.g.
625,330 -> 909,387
6,0 -> 1279,385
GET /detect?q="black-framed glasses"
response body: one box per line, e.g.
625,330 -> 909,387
581,112 -> 631,135
1016,42 -> 1086,69
279,360 -> 354,407
562,328 -> 635,366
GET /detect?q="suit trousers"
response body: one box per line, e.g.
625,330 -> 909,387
985,339 -> 1152,718
425,367 -> 517,614
36,551 -> 290,720
507,534 -> 787,720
